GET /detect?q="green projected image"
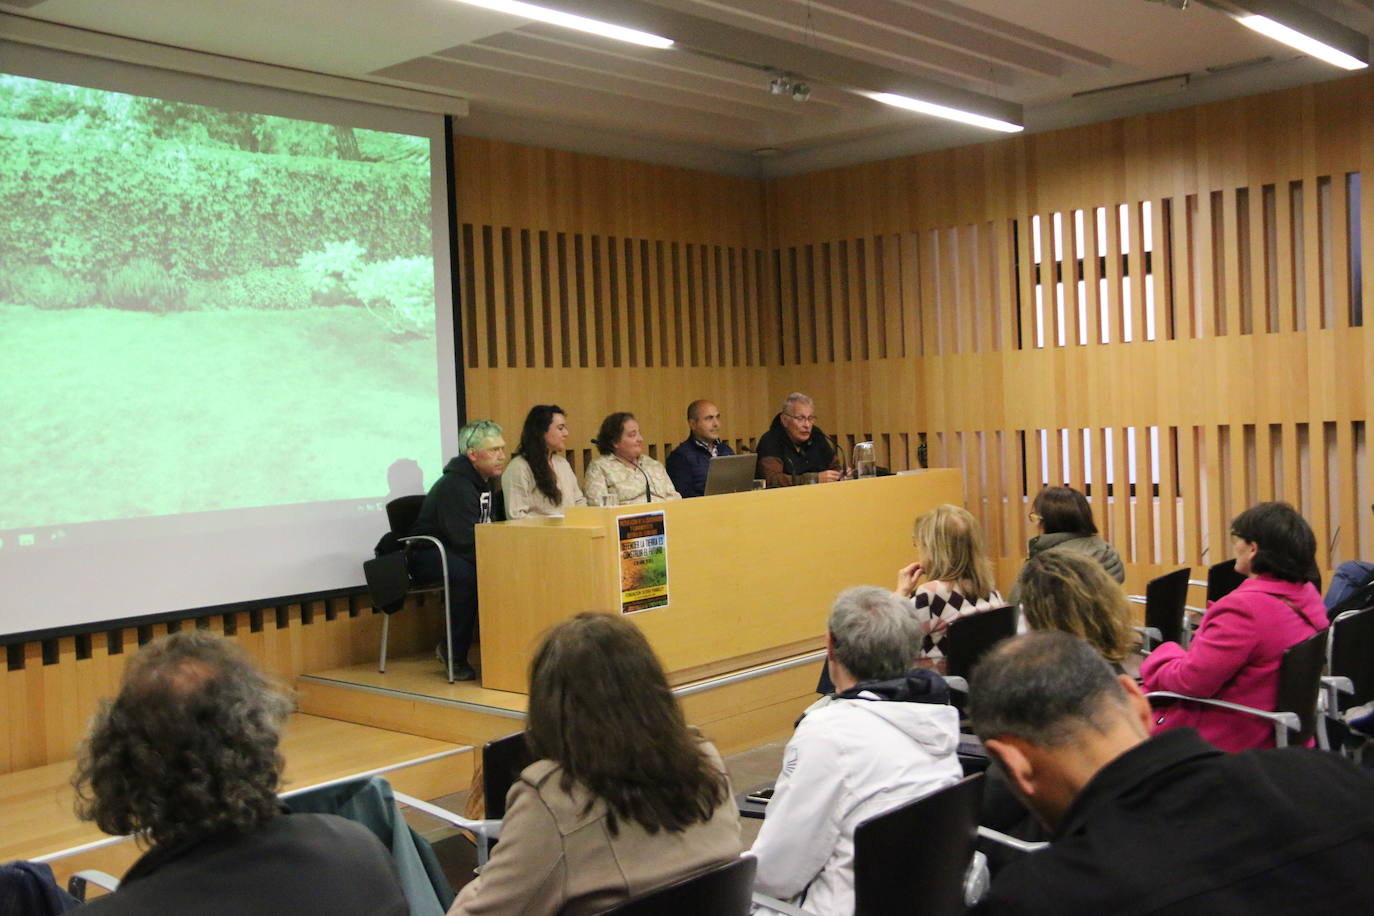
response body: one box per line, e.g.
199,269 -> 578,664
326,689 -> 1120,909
0,75 -> 443,530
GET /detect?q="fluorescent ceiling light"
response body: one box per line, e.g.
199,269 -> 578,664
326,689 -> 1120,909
1235,14 -> 1367,69
450,0 -> 674,49
866,92 -> 1023,133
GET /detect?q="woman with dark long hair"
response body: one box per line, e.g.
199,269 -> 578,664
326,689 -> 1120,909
448,613 -> 740,915
502,404 -> 586,518
1007,485 -> 1123,602
1141,501 -> 1326,751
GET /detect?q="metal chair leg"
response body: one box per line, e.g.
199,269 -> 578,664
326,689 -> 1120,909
438,551 -> 454,684
379,614 -> 390,674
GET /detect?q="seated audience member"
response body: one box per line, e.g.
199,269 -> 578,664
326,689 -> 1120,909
410,419 -> 507,680
74,632 -> 408,916
1007,486 -> 1123,602
1141,501 -> 1326,752
582,412 -> 680,505
969,632 -> 1374,915
449,613 -> 740,915
502,404 -> 586,518
1016,550 -> 1135,672
1325,503 -> 1374,612
897,504 -> 1005,662
665,399 -> 735,498
752,587 -> 962,916
754,392 -> 842,488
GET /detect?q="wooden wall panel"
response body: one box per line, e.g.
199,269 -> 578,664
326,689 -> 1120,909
765,71 -> 1374,594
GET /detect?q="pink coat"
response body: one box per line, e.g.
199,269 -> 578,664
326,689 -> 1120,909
1139,575 -> 1326,752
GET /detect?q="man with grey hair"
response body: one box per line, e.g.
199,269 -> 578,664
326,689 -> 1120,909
75,631 -> 408,915
751,586 -> 961,915
411,419 -> 506,679
969,631 -> 1374,915
754,392 -> 843,488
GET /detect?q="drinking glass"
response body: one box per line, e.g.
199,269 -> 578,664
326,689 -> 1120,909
853,441 -> 877,478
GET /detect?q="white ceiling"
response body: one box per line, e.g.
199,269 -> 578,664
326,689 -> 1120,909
3,0 -> 1374,176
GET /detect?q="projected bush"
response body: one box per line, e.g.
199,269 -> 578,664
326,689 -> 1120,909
0,74 -> 442,530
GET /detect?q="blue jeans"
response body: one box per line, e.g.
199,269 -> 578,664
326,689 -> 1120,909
1325,560 -> 1374,612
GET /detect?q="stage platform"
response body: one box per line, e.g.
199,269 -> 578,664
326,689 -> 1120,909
297,646 -> 827,757
6,713 -> 470,889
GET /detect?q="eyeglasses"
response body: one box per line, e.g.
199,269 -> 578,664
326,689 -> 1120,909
786,413 -> 818,424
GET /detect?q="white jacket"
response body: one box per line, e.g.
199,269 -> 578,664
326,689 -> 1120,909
750,687 -> 962,916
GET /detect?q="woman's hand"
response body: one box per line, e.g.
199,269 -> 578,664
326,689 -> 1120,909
896,561 -> 925,598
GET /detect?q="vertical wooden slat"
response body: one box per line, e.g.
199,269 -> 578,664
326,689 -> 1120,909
492,226 -> 510,367
470,225 -> 490,367
1330,177 -> 1351,328
508,227 -> 529,367
1247,186 -> 1266,335
828,240 -> 847,362
864,236 -> 882,360
1302,177 -> 1324,332
1179,426 -> 1201,567
920,231 -> 941,356
1160,426 -> 1180,567
1104,205 -> 1124,345
1152,198 -> 1171,341
1336,421 -> 1357,566
779,247 -> 797,366
1110,425 -> 1132,563
1064,212 -> 1082,347
1129,202 -> 1149,342
1275,183 -> 1295,333
959,224 -> 978,353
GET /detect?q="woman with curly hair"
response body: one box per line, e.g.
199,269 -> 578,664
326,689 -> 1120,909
449,613 -> 740,915
502,404 -> 586,518
1015,549 -> 1137,671
74,631 -> 407,915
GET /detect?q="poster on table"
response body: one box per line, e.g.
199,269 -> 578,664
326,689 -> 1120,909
617,511 -> 668,614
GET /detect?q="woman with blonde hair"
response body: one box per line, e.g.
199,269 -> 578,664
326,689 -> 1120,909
1016,549 -> 1136,670
896,504 -> 1004,661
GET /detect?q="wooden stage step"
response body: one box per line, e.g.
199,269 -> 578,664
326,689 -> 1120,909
298,648 -> 826,757
2,713 -> 470,887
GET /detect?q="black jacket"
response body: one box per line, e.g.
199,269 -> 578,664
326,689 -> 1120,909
78,813 -> 409,916
754,413 -> 839,487
973,729 -> 1374,915
410,455 -> 505,563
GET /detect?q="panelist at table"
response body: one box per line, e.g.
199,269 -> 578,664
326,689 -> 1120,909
665,399 -> 735,498
502,404 -> 586,518
755,392 -> 843,488
583,412 -> 681,506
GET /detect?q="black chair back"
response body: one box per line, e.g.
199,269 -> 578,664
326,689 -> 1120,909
1277,628 -> 1329,746
483,731 -> 535,819
852,774 -> 984,916
1331,607 -> 1374,709
1144,567 -> 1191,646
595,855 -> 756,915
386,494 -> 426,538
943,606 -> 1017,679
1206,559 -> 1246,604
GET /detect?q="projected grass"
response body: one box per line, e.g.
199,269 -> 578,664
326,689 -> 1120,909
0,75 -> 442,530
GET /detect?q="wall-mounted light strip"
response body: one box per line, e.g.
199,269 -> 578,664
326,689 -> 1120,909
1235,14 -> 1367,69
449,0 -> 674,49
865,91 -> 1024,133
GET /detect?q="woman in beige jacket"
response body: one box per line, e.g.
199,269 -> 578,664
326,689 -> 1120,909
448,613 -> 741,916
502,404 -> 586,518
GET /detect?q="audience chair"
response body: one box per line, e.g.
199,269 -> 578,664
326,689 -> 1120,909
942,606 -> 1018,695
482,731 -> 535,820
1204,559 -> 1247,605
365,494 -> 458,683
753,774 -> 988,916
595,855 -> 756,916
1321,606 -> 1372,759
1147,628 -> 1330,748
1130,567 -> 1192,654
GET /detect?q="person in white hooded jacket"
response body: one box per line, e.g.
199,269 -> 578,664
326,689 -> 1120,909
751,586 -> 963,916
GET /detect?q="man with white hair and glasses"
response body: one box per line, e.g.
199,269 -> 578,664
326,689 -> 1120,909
754,392 -> 843,488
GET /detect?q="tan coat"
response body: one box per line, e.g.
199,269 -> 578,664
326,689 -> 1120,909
449,743 -> 742,916
502,454 -> 586,518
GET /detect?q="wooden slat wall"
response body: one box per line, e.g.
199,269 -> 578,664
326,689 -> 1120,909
455,137 -> 776,466
0,595 -> 442,773
765,72 -> 1374,595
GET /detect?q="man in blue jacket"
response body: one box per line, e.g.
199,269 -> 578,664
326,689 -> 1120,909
665,399 -> 734,498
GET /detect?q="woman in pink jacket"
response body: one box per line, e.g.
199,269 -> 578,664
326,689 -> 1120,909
1140,502 -> 1326,752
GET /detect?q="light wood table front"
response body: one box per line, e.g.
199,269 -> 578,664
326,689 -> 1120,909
476,469 -> 963,693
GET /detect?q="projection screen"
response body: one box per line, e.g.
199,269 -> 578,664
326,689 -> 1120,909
0,44 -> 460,638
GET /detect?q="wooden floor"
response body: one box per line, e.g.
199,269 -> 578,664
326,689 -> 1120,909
0,713 -> 469,878
305,654 -> 529,713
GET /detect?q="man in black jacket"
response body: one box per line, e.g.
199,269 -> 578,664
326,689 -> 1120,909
75,631 -> 409,916
754,392 -> 842,488
968,631 -> 1374,915
411,418 -> 506,680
